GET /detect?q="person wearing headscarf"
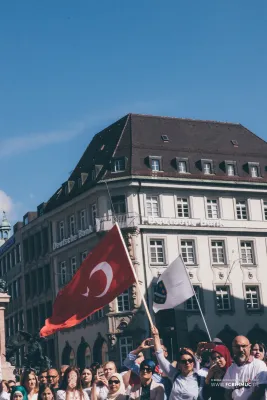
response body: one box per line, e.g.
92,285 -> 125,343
106,373 -> 126,400
129,359 -> 164,400
10,386 -> 28,400
203,344 -> 232,400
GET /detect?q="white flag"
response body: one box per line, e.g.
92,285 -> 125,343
153,255 -> 194,313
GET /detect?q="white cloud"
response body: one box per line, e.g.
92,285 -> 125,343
0,190 -> 16,221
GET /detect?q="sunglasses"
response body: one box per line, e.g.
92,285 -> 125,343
180,359 -> 194,365
108,380 -> 120,385
140,367 -> 152,373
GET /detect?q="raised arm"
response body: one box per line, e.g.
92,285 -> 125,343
151,325 -> 177,380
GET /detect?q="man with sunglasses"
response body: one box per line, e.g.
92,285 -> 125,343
221,335 -> 267,400
130,359 -> 164,400
47,368 -> 60,390
123,339 -> 172,399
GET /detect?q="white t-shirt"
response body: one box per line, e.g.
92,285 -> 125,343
221,357 -> 267,400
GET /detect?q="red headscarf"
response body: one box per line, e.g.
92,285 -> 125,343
212,345 -> 232,369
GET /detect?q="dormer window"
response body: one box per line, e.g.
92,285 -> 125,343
225,160 -> 237,176
176,158 -> 189,174
248,162 -> 260,178
112,158 -> 126,173
200,159 -> 214,175
151,159 -> 160,171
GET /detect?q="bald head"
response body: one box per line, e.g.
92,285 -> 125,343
232,335 -> 251,365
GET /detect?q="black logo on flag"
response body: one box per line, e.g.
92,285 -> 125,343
154,280 -> 167,304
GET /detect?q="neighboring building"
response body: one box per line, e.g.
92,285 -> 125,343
2,113 -> 267,367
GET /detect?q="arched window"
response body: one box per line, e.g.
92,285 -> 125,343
93,334 -> 105,364
247,324 -> 267,345
77,337 -> 91,370
62,341 -> 75,366
85,346 -> 91,367
101,342 -> 108,364
189,325 -> 209,351
217,325 -> 238,352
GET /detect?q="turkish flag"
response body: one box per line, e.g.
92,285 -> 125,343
40,224 -> 136,337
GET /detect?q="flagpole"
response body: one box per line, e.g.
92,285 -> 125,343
180,256 -> 212,342
115,223 -> 154,328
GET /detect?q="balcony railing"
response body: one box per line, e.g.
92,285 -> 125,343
96,213 -> 140,231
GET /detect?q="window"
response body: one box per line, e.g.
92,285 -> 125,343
240,242 -> 254,264
161,135 -> 169,142
227,164 -> 235,176
95,308 -> 104,319
71,257 -> 77,276
69,215 -> 76,236
91,203 -> 97,226
112,158 -> 125,172
211,241 -> 226,264
117,289 -> 130,312
60,262 -> 67,285
112,195 -> 126,214
207,199 -> 219,219
80,210 -> 86,230
251,165 -> 259,178
176,158 -> 189,173
146,196 -> 160,217
44,264 -> 51,290
186,286 -> 199,311
177,198 -> 189,218
203,162 -> 212,175
151,159 -> 160,171
81,251 -> 88,263
263,201 -> 267,220
216,286 -> 231,311
236,201 -> 248,220
59,221 -> 65,241
119,337 -> 133,365
245,286 -> 260,310
181,240 -> 196,265
149,239 -> 165,264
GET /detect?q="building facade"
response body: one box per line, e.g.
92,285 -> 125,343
2,113 -> 267,368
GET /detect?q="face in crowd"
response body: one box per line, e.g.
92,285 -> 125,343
108,374 -> 122,395
139,360 -> 155,384
251,342 -> 266,361
21,371 -> 38,394
47,369 -> 60,388
39,371 -> 48,385
232,336 -> 251,365
81,369 -> 93,387
39,386 -> 55,400
211,352 -> 226,368
103,362 -> 117,379
178,350 -> 195,375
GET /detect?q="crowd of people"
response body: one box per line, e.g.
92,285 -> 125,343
1,325 -> 267,400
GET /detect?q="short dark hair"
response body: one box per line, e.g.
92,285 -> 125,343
37,384 -> 56,400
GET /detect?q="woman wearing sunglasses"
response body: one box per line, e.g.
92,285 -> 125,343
203,345 -> 232,400
106,374 -> 126,400
251,341 -> 266,363
129,360 -> 164,400
151,325 -> 201,400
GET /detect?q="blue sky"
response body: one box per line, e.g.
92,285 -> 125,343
0,0 -> 266,225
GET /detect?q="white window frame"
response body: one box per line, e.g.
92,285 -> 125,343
80,209 -> 86,230
59,221 -> 65,241
240,241 -> 255,265
203,162 -> 212,175
146,195 -> 160,217
113,158 -> 125,172
178,161 -> 187,173
211,240 -> 226,264
176,197 -> 190,218
215,285 -> 231,311
60,261 -> 67,285
151,159 -> 160,171
180,239 -> 196,265
71,256 -> 77,276
235,200 -> 248,220
185,285 -> 200,311
117,289 -> 130,312
91,203 -> 97,226
227,164 -> 235,176
251,165 -> 259,178
245,286 -> 260,311
119,337 -> 133,365
149,238 -> 166,265
69,215 -> 76,236
206,198 -> 220,219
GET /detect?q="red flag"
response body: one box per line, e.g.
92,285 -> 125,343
40,224 -> 135,337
